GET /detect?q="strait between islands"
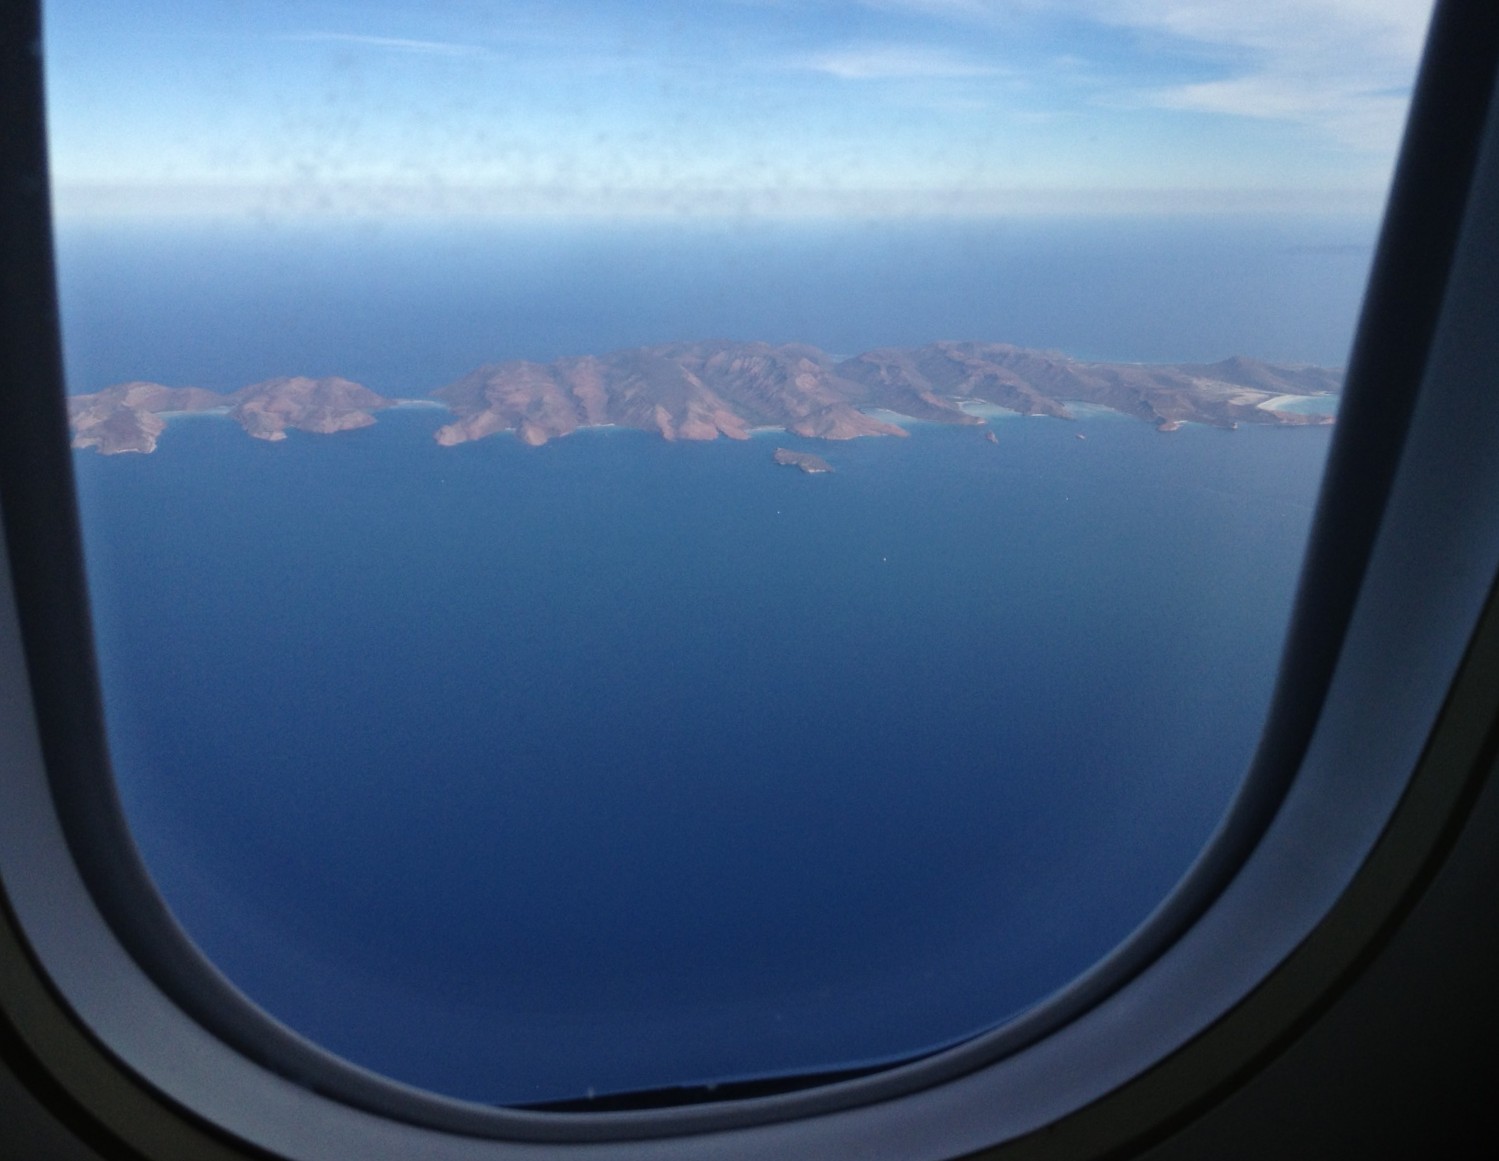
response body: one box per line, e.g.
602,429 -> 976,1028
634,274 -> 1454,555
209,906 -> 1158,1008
66,339 -> 1339,459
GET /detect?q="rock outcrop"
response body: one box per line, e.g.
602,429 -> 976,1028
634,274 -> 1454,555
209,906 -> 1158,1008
773,448 -> 833,474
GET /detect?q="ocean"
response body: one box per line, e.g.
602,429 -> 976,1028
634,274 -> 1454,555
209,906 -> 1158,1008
63,215 -> 1359,1104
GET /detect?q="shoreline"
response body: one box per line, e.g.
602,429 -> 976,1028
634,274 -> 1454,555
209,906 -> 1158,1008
1257,392 -> 1338,415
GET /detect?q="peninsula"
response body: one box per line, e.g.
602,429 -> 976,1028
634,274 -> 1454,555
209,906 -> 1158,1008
67,340 -> 1339,456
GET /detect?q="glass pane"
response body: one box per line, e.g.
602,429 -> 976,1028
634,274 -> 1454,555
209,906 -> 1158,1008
45,0 -> 1430,1106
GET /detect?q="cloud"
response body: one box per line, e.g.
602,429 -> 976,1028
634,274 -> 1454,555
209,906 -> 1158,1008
855,0 -> 1430,150
1082,0 -> 1428,61
1113,0 -> 1428,151
1152,74 -> 1413,154
284,33 -> 488,58
798,44 -> 1001,79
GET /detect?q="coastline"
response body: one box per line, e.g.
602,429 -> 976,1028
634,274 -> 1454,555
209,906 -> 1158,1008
1257,392 -> 1338,415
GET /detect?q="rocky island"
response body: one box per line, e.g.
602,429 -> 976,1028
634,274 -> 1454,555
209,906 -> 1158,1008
228,376 -> 394,442
68,382 -> 228,455
67,375 -> 396,454
773,448 -> 833,474
67,340 -> 1339,456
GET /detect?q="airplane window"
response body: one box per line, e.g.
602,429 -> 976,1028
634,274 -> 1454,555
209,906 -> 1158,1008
34,0 -> 1434,1121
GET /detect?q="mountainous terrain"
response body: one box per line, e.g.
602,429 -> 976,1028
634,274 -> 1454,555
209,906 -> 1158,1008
67,340 -> 1339,456
68,376 -> 392,455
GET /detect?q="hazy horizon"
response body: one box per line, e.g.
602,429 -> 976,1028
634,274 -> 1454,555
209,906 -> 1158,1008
43,1 -> 1428,224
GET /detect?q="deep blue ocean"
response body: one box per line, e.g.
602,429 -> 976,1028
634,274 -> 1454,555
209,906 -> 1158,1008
61,216 -> 1363,1104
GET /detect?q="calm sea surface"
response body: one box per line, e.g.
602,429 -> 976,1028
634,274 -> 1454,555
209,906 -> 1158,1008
63,217 -> 1358,1103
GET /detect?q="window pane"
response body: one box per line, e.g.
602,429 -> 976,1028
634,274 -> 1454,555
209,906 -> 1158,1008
45,0 -> 1429,1106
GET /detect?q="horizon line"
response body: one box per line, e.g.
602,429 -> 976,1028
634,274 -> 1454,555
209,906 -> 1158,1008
48,181 -> 1392,224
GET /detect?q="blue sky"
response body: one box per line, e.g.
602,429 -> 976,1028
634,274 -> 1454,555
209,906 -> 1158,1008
42,0 -> 1431,219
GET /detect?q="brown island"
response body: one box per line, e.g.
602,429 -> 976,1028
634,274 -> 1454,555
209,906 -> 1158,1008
67,340 -> 1340,456
773,448 -> 833,474
68,376 -> 393,455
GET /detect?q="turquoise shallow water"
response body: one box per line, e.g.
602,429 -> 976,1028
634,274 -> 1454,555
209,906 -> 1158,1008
73,406 -> 1332,1103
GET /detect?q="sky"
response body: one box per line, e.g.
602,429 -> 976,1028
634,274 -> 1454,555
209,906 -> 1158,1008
42,0 -> 1433,220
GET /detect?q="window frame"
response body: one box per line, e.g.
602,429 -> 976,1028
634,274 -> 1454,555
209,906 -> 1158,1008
4,1 -> 1499,1158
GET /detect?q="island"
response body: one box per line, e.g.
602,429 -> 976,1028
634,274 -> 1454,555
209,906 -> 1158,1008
67,340 -> 1340,456
773,448 -> 833,474
67,375 -> 397,454
68,382 -> 227,455
229,376 -> 394,442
